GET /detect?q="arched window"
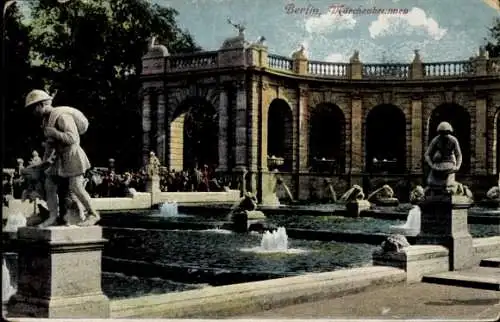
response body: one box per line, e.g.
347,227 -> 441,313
366,104 -> 406,173
309,103 -> 345,173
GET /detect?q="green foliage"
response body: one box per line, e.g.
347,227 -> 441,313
6,0 -> 200,169
4,2 -> 40,163
485,18 -> 500,58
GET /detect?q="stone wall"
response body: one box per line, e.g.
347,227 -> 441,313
140,43 -> 500,203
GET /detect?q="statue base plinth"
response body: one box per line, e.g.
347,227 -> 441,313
230,210 -> 267,233
371,198 -> 399,207
345,200 -> 371,217
416,192 -> 474,271
7,226 -> 109,318
146,175 -> 161,193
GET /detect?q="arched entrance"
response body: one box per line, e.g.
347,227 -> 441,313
169,97 -> 218,171
428,103 -> 471,173
366,104 -> 406,173
309,103 -> 346,173
267,99 -> 293,171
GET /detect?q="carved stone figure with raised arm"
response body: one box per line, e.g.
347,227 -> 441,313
424,121 -> 462,194
227,17 -> 245,36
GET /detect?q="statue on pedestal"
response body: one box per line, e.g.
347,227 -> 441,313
146,151 -> 161,178
424,122 -> 462,194
23,89 -> 100,228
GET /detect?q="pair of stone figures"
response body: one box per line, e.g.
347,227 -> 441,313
21,90 -> 100,228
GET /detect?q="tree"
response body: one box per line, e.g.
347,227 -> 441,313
4,2 -> 39,165
28,0 -> 200,169
485,18 -> 500,58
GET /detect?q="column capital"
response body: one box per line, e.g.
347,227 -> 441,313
411,93 -> 423,101
234,80 -> 246,90
350,89 -> 362,99
299,86 -> 308,97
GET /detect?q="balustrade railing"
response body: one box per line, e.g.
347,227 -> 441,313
308,61 -> 349,78
268,54 -> 293,71
362,63 -> 410,79
168,51 -> 218,71
423,61 -> 473,77
145,48 -> 500,80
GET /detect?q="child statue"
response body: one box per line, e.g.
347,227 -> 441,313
424,121 -> 462,193
29,150 -> 42,166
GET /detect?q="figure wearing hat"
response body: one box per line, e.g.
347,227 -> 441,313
424,121 -> 463,193
24,89 -> 100,227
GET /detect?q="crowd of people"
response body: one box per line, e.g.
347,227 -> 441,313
4,154 -> 234,199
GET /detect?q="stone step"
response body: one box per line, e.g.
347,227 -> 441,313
422,267 -> 500,291
481,258 -> 500,268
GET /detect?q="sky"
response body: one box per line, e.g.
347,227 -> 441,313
153,0 -> 500,63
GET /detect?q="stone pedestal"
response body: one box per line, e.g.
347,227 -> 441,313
346,200 -> 371,217
7,226 -> 109,318
230,210 -> 267,233
146,175 -> 161,193
259,171 -> 281,206
372,245 -> 449,283
416,193 -> 474,271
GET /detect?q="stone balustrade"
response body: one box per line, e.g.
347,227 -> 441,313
168,51 -> 219,72
144,44 -> 500,80
362,63 -> 410,79
423,61 -> 473,78
307,60 -> 349,78
268,54 -> 293,71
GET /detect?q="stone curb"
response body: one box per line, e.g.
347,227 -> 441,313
110,266 -> 405,318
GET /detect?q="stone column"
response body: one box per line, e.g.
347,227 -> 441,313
246,78 -> 260,194
475,96 -> 488,175
350,95 -> 363,176
156,92 -> 166,164
7,227 -> 109,318
295,87 -> 309,200
216,88 -> 229,173
233,80 -> 248,171
142,92 -> 151,165
410,97 -> 423,173
416,193 -> 474,271
297,87 -> 309,171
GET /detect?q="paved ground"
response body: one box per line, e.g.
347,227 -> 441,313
235,282 -> 500,319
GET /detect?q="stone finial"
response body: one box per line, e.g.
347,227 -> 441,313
412,49 -> 422,63
292,44 -> 308,60
479,46 -> 489,59
254,36 -> 266,46
143,36 -> 169,59
349,50 -> 360,63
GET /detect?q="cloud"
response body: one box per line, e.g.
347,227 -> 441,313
369,7 -> 447,40
304,11 -> 357,34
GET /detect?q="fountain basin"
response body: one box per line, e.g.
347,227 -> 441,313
102,227 -> 377,290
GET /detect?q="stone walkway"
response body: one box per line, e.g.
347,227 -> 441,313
235,282 -> 500,319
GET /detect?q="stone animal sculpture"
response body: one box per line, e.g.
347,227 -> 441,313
337,185 -> 365,203
409,185 -> 425,204
380,234 -> 410,253
367,184 -> 399,206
